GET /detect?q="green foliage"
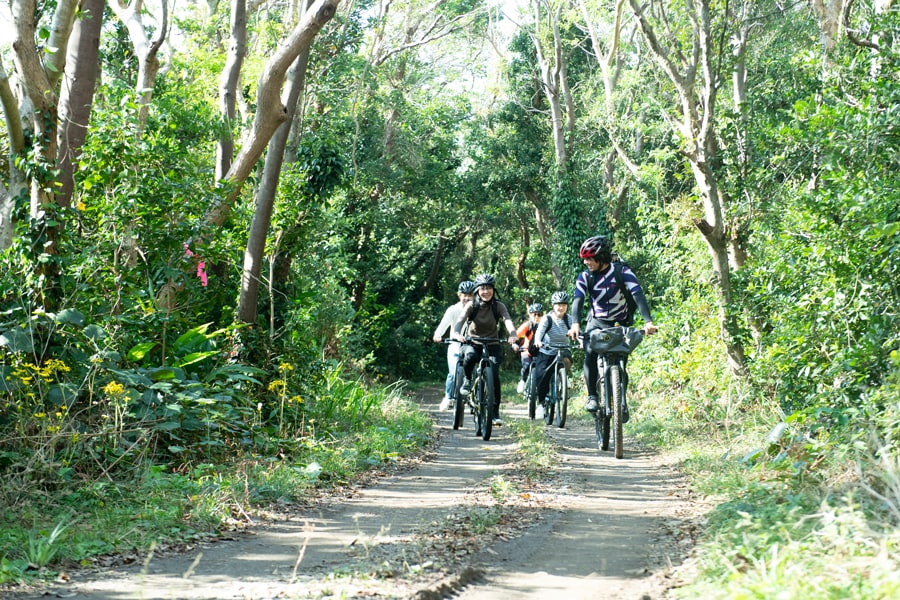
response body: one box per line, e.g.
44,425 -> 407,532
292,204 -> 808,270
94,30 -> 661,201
737,19 -> 900,417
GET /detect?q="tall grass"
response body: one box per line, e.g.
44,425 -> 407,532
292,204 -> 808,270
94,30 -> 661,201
633,328 -> 900,599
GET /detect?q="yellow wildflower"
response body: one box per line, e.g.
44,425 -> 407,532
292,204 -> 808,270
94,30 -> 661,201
103,381 -> 125,397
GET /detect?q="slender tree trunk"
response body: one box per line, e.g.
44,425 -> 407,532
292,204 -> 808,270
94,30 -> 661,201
524,188 -> 562,286
629,0 -> 748,375
216,0 -> 248,181
515,220 -> 531,293
238,48 -> 311,324
110,0 -> 169,134
532,0 -> 568,175
0,62 -> 27,249
57,0 -> 106,208
157,0 -> 339,312
423,235 -> 446,296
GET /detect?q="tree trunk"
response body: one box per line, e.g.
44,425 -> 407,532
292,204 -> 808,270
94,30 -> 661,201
524,188 -> 562,286
515,221 -> 531,293
110,0 -> 168,135
158,0 -> 339,311
423,235 -> 446,296
629,0 -> 748,375
207,0 -> 339,226
0,62 -> 27,249
57,0 -> 106,209
531,0 -> 568,175
13,0 -> 62,216
811,0 -> 845,52
237,48 -> 311,324
216,0 -> 248,181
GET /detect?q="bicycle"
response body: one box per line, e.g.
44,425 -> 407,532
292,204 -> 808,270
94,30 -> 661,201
586,326 -> 645,459
537,342 -> 575,428
453,336 -> 503,441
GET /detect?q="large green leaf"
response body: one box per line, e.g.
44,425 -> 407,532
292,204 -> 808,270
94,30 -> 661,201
54,309 -> 86,326
0,328 -> 34,353
127,342 -> 158,362
177,350 -> 219,368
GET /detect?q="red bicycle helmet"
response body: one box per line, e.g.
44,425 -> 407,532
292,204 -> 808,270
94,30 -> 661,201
579,236 -> 611,259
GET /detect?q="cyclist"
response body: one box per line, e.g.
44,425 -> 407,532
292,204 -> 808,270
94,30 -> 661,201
513,303 -> 544,394
452,274 -> 518,426
567,236 -> 657,420
433,280 -> 477,410
532,291 -> 574,416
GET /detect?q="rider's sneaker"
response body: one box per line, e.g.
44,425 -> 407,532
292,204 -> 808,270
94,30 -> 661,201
517,380 -> 526,394
535,404 -> 544,419
585,396 -> 599,412
439,396 -> 451,411
459,378 -> 471,396
492,418 -> 503,427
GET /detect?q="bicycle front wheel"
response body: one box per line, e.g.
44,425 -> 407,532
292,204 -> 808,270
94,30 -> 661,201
452,370 -> 466,431
525,368 -> 537,420
554,366 -> 568,428
543,378 -> 554,426
610,365 -> 624,459
481,365 -> 495,441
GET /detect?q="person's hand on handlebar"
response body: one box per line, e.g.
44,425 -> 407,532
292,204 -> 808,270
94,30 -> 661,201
567,321 -> 581,341
643,322 -> 658,335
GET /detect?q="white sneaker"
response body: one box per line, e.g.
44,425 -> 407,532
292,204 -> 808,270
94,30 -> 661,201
492,418 -> 503,427
439,397 -> 451,411
516,380 -> 526,394
535,404 -> 544,419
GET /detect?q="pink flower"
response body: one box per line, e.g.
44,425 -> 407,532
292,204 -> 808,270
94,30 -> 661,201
186,244 -> 207,286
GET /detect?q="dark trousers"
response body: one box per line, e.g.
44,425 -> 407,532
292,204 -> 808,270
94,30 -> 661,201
460,343 -> 503,411
520,354 -> 533,381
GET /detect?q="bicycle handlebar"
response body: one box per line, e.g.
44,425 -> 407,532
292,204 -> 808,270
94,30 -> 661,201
463,336 -> 506,345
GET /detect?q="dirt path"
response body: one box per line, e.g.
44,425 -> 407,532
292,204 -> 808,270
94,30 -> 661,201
8,389 -> 700,599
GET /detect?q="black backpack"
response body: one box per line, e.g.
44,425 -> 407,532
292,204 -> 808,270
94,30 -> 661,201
586,260 -> 637,326
528,313 -> 572,355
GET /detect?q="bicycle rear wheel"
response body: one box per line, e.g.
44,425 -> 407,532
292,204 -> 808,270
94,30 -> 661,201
554,366 -> 568,428
610,365 -> 624,459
